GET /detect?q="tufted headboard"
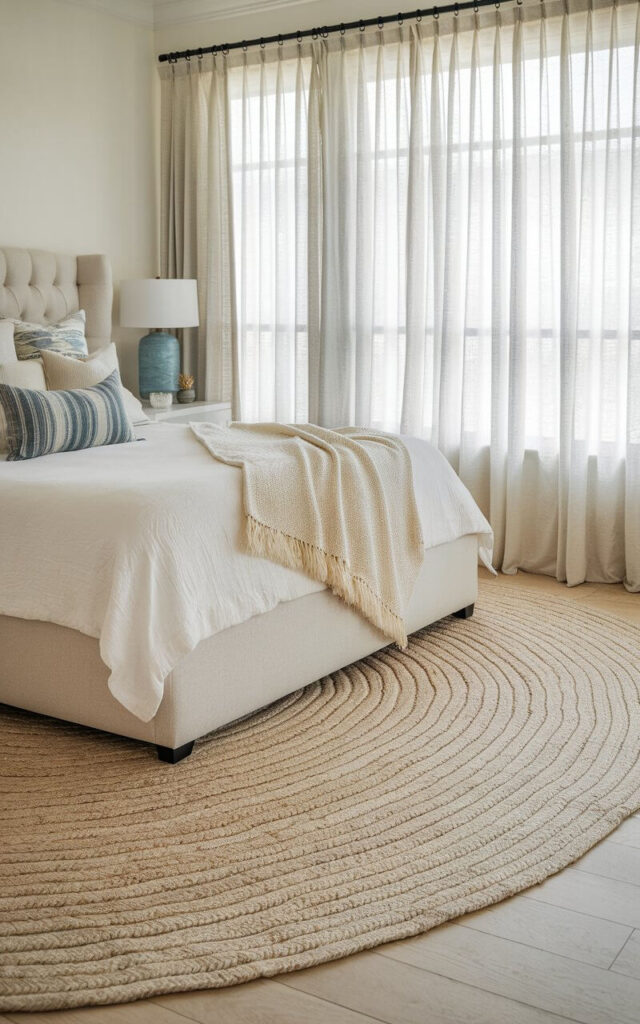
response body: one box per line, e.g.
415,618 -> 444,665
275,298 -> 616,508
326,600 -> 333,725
0,248 -> 113,352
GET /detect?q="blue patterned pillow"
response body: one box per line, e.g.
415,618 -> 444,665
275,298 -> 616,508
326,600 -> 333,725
0,369 -> 135,460
10,310 -> 88,361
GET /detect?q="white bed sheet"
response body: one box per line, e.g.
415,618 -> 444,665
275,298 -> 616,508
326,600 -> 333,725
0,424 -> 492,721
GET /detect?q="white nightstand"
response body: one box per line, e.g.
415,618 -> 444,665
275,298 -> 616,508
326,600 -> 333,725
143,400 -> 232,426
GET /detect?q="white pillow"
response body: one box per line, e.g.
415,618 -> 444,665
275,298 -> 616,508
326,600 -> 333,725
0,320 -> 17,364
0,359 -> 47,451
40,343 -> 149,426
0,359 -> 46,389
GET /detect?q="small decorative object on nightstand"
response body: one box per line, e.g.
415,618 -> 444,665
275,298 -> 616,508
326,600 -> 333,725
119,278 -> 199,400
177,373 -> 196,404
149,391 -> 173,411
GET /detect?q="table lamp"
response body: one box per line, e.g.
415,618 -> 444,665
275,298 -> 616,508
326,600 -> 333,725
120,279 -> 199,400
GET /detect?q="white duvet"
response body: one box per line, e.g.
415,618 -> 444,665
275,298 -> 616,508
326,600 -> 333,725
0,424 -> 492,721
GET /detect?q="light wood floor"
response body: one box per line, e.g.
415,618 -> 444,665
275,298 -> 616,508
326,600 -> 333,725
5,571 -> 640,1024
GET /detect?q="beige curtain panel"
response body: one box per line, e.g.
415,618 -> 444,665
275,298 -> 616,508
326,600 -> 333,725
159,0 -> 640,590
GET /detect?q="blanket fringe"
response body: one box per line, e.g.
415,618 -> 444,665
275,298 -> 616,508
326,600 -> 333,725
246,515 -> 408,648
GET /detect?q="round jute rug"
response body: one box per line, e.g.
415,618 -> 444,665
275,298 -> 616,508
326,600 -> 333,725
1,584 -> 640,1012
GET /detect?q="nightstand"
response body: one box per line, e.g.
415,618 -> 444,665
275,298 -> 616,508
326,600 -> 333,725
143,400 -> 232,427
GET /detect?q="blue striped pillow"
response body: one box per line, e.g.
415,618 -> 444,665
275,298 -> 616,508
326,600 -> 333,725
0,369 -> 135,460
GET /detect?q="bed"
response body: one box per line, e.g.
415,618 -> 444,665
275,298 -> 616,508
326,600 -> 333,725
0,247 -> 491,762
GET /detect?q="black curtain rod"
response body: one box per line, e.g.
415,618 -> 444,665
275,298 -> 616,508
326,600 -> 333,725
158,0 -> 523,63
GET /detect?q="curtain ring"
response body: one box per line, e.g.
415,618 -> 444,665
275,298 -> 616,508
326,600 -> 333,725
185,53 -> 191,61
321,25 -> 329,38
312,28 -> 318,39
340,23 -> 345,34
241,40 -> 248,50
398,12 -> 404,25
260,37 -> 265,48
297,30 -> 303,42
433,7 -> 439,19
377,16 -> 384,29
277,34 -> 283,45
416,9 -> 422,21
454,2 -> 459,14
495,1 -> 500,8
197,48 -> 204,59
222,44 -> 229,56
359,19 -> 366,31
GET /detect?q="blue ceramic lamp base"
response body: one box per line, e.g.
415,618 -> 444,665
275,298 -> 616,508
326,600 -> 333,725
138,331 -> 180,400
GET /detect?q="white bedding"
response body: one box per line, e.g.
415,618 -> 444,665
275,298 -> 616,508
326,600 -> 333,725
0,424 -> 492,721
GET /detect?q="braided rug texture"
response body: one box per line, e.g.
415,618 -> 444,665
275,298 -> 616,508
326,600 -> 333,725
1,584 -> 640,1011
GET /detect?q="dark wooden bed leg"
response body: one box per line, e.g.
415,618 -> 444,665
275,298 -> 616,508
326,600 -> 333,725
453,603 -> 475,619
156,740 -> 195,764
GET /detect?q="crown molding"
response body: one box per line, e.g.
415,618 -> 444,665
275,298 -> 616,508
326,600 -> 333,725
152,0 -> 319,30
53,0 -> 328,32
54,0 -> 155,27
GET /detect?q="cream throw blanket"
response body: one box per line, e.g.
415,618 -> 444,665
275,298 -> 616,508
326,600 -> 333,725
191,422 -> 424,647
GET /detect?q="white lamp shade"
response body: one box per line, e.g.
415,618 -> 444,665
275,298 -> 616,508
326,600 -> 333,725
120,279 -> 199,329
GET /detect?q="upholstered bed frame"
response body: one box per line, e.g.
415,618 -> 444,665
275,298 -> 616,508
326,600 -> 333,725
0,248 -> 478,763
0,247 -> 112,349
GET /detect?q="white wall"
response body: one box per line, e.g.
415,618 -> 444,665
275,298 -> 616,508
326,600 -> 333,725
0,0 -> 157,391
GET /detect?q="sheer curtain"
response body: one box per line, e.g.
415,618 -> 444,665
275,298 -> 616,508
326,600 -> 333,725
160,0 -> 640,590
